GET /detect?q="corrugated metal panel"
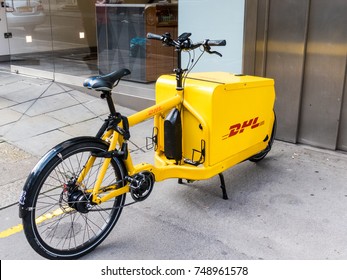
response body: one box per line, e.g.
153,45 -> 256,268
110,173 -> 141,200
243,0 -> 258,75
298,0 -> 347,149
244,0 -> 347,151
265,0 -> 309,143
254,0 -> 269,77
337,58 -> 347,151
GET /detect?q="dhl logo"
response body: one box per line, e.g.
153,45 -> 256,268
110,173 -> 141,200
222,117 -> 264,140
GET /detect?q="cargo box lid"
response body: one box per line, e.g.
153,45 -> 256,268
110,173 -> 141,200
187,72 -> 274,90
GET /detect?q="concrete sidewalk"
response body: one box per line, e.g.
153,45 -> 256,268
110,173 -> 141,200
1,70 -> 347,260
0,69 -> 153,209
0,70 -> 146,156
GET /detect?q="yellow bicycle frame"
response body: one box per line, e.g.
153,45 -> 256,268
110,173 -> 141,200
78,73 -> 275,205
77,92 -> 183,205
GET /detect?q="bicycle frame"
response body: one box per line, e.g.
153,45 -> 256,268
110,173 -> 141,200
79,92 -> 182,205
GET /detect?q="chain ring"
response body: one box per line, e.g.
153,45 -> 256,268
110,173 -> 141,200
130,171 -> 154,202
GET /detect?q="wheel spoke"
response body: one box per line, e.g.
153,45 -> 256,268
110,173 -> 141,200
22,140 -> 126,259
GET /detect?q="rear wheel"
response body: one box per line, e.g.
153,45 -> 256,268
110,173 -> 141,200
22,138 -> 126,259
249,112 -> 277,162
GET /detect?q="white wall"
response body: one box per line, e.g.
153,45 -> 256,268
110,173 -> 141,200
179,0 -> 245,73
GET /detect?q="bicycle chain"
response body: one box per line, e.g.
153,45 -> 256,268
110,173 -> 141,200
74,177 -> 141,212
88,200 -> 138,212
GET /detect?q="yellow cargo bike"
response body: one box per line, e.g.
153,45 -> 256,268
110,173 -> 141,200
19,32 -> 276,259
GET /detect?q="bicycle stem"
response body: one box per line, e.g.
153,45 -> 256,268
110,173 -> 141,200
175,47 -> 184,90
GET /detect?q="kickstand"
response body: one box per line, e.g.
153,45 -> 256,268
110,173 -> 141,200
219,173 -> 229,200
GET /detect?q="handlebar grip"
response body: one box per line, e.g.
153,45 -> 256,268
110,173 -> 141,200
147,33 -> 163,41
207,40 -> 227,46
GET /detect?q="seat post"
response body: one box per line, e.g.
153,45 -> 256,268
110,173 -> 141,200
102,91 -> 117,116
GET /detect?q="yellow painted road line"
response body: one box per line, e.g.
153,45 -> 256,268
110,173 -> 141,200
0,223 -> 24,238
0,208 -> 71,238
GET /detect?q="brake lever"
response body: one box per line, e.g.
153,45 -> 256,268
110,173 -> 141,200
207,50 -> 223,57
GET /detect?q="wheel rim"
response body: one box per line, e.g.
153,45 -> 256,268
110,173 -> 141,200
29,144 -> 125,258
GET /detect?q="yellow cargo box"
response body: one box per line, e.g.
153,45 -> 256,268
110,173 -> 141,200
155,72 -> 276,167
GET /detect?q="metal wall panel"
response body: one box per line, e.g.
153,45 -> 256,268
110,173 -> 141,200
244,0 -> 347,151
265,0 -> 309,142
298,0 -> 347,149
337,58 -> 347,151
254,0 -> 269,77
243,0 -> 258,75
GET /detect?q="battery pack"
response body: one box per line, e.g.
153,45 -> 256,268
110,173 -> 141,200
164,108 -> 182,162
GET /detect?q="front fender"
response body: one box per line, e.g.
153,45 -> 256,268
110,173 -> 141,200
18,137 -> 110,218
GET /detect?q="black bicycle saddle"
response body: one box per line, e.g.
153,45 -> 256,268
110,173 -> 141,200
83,68 -> 131,91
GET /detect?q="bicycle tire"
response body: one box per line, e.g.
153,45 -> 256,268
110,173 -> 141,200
249,112 -> 277,163
21,137 -> 126,259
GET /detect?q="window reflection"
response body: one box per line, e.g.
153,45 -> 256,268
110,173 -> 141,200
5,0 -> 45,33
4,0 -> 52,77
2,0 -> 178,81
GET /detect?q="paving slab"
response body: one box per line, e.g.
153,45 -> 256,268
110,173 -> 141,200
8,99 -> 35,115
0,72 -> 27,86
1,82 -> 51,103
46,103 -> 99,125
0,142 -> 39,209
0,97 -> 16,109
14,129 -> 73,157
0,108 -> 23,126
59,117 -> 105,138
3,114 -> 66,142
0,114 -> 30,138
83,99 -> 113,116
40,82 -> 68,97
67,89 -> 98,103
11,92 -> 81,117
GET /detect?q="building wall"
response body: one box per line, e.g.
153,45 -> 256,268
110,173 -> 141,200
244,0 -> 347,151
179,0 -> 245,73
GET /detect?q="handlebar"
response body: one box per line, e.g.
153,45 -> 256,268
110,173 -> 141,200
147,33 -> 164,41
146,32 -> 226,56
203,40 -> 227,47
147,32 -> 226,89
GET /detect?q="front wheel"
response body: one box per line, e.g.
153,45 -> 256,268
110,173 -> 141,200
21,137 -> 126,259
249,112 -> 277,162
